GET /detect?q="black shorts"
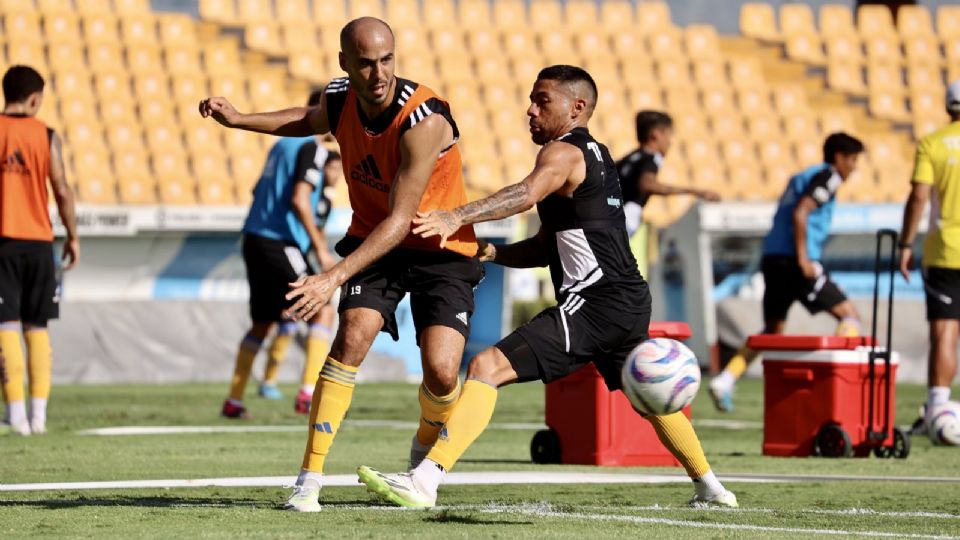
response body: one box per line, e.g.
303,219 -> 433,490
0,239 -> 59,324
242,233 -> 316,323
335,235 -> 485,343
761,255 -> 847,322
923,266 -> 960,320
496,286 -> 652,391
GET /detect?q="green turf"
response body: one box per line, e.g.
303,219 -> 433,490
2,380 -> 959,538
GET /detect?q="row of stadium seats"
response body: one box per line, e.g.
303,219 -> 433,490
0,0 -> 150,15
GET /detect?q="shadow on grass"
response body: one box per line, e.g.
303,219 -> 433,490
0,495 -> 375,510
424,509 -> 533,526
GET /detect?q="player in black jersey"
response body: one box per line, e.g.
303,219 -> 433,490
617,111 -> 719,235
358,66 -> 737,509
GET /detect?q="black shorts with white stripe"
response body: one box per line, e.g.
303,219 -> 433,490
923,266 -> 960,320
496,290 -> 651,391
243,233 -> 317,323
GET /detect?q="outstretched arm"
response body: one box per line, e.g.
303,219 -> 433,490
412,141 -> 581,247
283,114 -> 452,320
639,171 -> 719,201
198,89 -> 330,137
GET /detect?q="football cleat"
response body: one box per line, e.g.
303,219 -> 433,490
357,466 -> 436,508
221,400 -> 250,419
283,482 -> 321,513
258,383 -> 283,400
909,404 -> 928,436
689,489 -> 739,508
708,379 -> 734,412
8,420 -> 31,436
294,390 -> 312,415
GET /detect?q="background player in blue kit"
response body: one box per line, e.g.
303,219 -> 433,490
709,133 -> 866,412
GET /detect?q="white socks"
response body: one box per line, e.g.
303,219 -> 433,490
31,397 -> 47,424
7,400 -> 27,426
927,386 -> 951,416
693,470 -> 725,498
412,458 -> 445,497
297,469 -> 323,488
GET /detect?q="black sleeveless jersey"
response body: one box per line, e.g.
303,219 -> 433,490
538,127 -> 649,312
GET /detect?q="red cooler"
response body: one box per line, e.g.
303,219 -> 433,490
531,322 -> 693,467
749,334 -> 908,458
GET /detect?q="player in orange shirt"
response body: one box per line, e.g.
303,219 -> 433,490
0,65 -> 79,436
199,18 -> 482,511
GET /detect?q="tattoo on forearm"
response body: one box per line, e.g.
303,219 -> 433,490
454,183 -> 530,225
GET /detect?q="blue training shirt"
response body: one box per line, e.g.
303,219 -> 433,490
242,136 -> 322,254
762,163 -> 842,262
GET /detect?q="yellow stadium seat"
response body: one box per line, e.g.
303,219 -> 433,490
683,24 -> 722,59
910,89 -> 945,118
527,0 -> 562,31
385,0 -> 421,28
493,0 -> 527,30
746,114 -> 780,140
76,168 -> 119,204
87,43 -> 126,74
907,65 -> 943,92
611,29 -> 645,57
430,27 -> 463,54
648,28 -> 683,60
735,86 -> 772,115
0,0 -> 34,9
817,108 -> 855,133
138,99 -> 173,124
538,29 -> 576,59
654,59 -> 691,89
423,0 -> 455,28
708,113 -> 745,140
784,33 -> 825,64
866,62 -> 904,92
36,0 -> 72,13
7,42 -> 48,71
866,134 -> 907,164
826,61 -> 866,94
280,22 -> 319,53
824,34 -> 863,63
59,95 -> 98,123
792,138 -> 821,165
53,68 -> 95,99
620,59 -> 655,88
913,114 -> 947,138
465,29 -> 502,56
42,12 -> 82,45
158,14 -> 197,47
288,51 -> 326,84
349,0 -> 383,19
701,87 -> 734,110
395,26 -> 429,54
783,113 -> 818,141
436,54 -> 472,82
740,3 -> 778,41
444,80 -> 480,108
276,0 -> 310,22
99,99 -> 137,124
198,177 -> 237,205
600,0 -> 634,29
563,0 -> 598,25
113,0 -> 151,17
728,57 -> 763,88
780,3 -> 816,37
820,4 -> 856,35
118,171 -> 158,204
572,29 -> 608,57
904,35 -> 943,67
758,138 -> 793,166
112,148 -> 150,177
81,14 -> 121,45
183,122 -> 225,152
223,128 -> 262,156
105,121 -> 143,151
72,147 -> 110,179
728,165 -> 764,199
457,0 -> 491,26
857,4 -> 897,37
772,84 -> 809,114
664,87 -> 699,116
76,0 -> 112,15
864,34 -> 902,65
248,73 -> 288,108
637,1 -> 673,32
202,40 -> 242,74
3,10 -> 43,43
868,89 -> 910,123
897,5 -> 933,38
94,70 -> 133,101
119,15 -> 158,46
65,119 -> 107,151
209,73 -> 249,104
502,28 -> 537,59
237,0 -> 273,22
164,45 -> 203,75
199,0 -> 239,25
245,21 -> 284,56
47,42 -> 83,71
627,87 -> 664,111
938,6 -> 960,36
158,175 -> 198,205
398,53 -> 438,83
146,122 -> 185,154
693,59 -> 729,89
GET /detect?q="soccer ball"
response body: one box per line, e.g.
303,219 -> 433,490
621,338 -> 700,416
928,401 -> 960,446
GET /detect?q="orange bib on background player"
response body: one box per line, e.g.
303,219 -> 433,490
325,77 -> 478,258
0,114 -> 52,241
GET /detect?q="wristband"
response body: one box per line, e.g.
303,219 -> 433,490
898,242 -> 913,249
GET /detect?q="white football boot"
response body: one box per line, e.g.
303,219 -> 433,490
689,489 -> 739,508
283,480 -> 321,512
357,466 -> 436,508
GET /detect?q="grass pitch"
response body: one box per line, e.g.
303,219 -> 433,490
2,380 -> 959,539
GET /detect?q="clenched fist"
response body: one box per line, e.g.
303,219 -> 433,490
198,96 -> 240,127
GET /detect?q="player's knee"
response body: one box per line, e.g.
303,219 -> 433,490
465,348 -> 512,387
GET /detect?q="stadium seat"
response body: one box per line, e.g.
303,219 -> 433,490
864,34 -> 903,65
76,168 -> 119,204
281,22 -> 320,53
735,87 -> 773,115
93,70 -> 134,102
138,99 -> 173,124
53,68 -> 95,99
398,53 -> 438,82
493,0 -> 527,30
158,175 -> 198,205
648,28 -> 683,60
655,59 -> 692,90
685,25 -> 722,59
76,0 -> 112,16
729,58 -> 764,88
868,89 -> 911,123
118,170 -> 158,204
866,62 -> 904,92
903,36 -> 943,67
571,29 -> 608,58
99,99 -> 137,124
245,21 -> 284,56
857,5 -> 897,37
465,28 -> 502,56
105,120 -> 143,152
637,1 -> 673,32
42,12 -> 82,45
457,0 -> 491,26
758,138 -> 793,167
897,5 -> 934,38
708,113 -> 745,139
199,0 -> 239,25
119,15 -> 158,46
907,65 -> 943,92
394,25 -> 429,55
627,87 -> 663,111
701,87 -> 735,111
792,138 -> 821,165
3,9 -> 43,43
502,28 -> 537,59
198,176 -> 236,205
87,43 -> 126,74
385,0 -> 421,28
619,59 -> 655,88
913,115 -> 946,138
0,0 -> 34,10
740,3 -> 778,42
817,107 -> 855,133
600,0 -> 635,30
538,29 -> 577,60
910,89 -> 945,118
36,0 -> 72,13
275,0 -> 310,23
165,45 -> 204,76
824,34 -> 863,63
113,0 -> 151,17
819,4 -> 856,36
288,51 -> 327,84
202,40 -> 242,75
780,3 -> 816,37
158,14 -> 197,47
826,61 -> 866,94
47,42 -> 84,71
237,0 -> 273,22
937,6 -> 960,37
145,122 -> 185,155
782,113 -> 818,142
349,0 -> 384,19
6,42 -> 48,71
784,33 -> 825,64
422,0 -> 455,28
771,84 -> 809,114
563,0 -> 598,26
746,114 -> 780,140
611,29 -> 645,57
59,95 -> 98,124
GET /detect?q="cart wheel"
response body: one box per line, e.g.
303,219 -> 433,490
813,423 -> 853,457
891,427 -> 911,459
531,429 -> 561,464
873,445 -> 892,458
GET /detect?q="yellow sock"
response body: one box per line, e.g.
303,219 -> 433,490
647,412 -> 711,478
835,317 -> 861,337
723,345 -> 759,381
263,323 -> 296,385
300,324 -> 331,389
426,380 -> 497,471
25,328 -> 52,400
0,329 -> 25,403
416,379 -> 461,446
301,357 -> 357,472
228,334 -> 262,401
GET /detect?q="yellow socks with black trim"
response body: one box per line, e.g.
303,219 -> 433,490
722,345 -> 758,382
425,380 -> 498,471
300,323 -> 332,393
416,380 -> 461,447
301,357 -> 357,472
25,328 -> 52,428
0,327 -> 27,426
228,333 -> 262,403
263,322 -> 297,385
647,412 -> 711,478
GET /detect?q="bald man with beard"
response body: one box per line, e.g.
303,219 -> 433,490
200,18 -> 483,512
